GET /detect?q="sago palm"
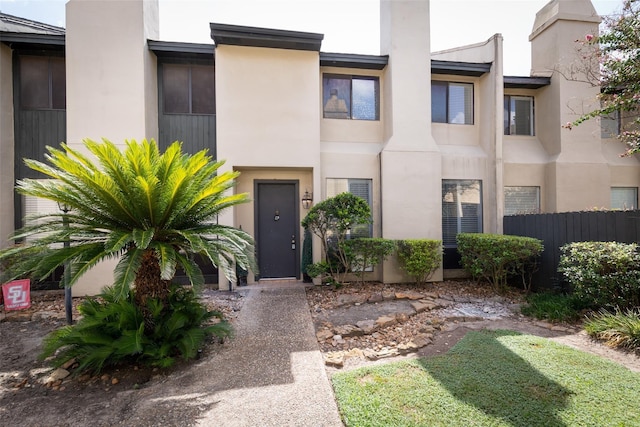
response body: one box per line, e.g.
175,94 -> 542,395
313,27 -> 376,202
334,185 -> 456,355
1,138 -> 255,308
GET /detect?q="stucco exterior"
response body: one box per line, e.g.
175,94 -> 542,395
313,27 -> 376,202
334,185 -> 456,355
0,0 -> 638,295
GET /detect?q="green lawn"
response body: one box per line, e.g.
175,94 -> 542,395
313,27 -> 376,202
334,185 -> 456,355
332,330 -> 640,427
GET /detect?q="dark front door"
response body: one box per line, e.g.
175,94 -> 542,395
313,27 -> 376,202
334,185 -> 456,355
256,181 -> 299,279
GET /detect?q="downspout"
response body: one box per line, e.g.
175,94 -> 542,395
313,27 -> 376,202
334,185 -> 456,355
494,34 -> 505,234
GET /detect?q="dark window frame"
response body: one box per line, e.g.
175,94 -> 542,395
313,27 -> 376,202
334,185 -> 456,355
322,73 -> 380,121
504,95 -> 535,136
18,54 -> 66,111
431,80 -> 474,125
161,62 -> 215,115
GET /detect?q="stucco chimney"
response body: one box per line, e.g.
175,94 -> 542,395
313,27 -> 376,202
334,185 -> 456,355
65,0 -> 159,146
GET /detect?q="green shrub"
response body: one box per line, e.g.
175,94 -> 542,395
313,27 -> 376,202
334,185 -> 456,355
521,292 -> 584,323
585,309 -> 640,350
396,239 -> 442,285
457,233 -> 543,291
558,241 -> 640,310
40,284 -> 231,374
341,238 -> 396,284
301,192 -> 372,284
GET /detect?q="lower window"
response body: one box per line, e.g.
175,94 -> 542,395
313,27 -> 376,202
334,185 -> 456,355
326,178 -> 372,238
504,186 -> 540,215
611,187 -> 638,210
442,180 -> 483,248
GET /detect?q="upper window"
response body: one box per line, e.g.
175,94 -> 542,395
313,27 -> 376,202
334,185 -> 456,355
323,74 -> 379,120
601,110 -> 621,139
611,187 -> 637,210
442,180 -> 482,247
504,95 -> 534,136
20,55 -> 66,110
504,186 -> 540,215
432,81 -> 473,124
326,178 -> 373,237
162,64 -> 215,115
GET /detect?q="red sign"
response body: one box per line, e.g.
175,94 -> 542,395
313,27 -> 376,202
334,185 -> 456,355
2,279 -> 31,311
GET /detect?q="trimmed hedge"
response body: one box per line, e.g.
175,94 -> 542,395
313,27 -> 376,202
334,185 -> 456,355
396,239 -> 442,285
457,233 -> 543,290
558,241 -> 640,310
342,238 -> 396,284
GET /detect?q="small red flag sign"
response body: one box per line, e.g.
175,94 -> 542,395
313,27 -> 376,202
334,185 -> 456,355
2,279 -> 31,311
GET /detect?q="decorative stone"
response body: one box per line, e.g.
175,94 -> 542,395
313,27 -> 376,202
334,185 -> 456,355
413,334 -> 433,348
397,342 -> 419,354
433,298 -> 453,308
47,368 -> 70,383
356,319 -> 376,334
395,291 -> 424,300
337,294 -> 369,306
61,358 -> 77,370
395,313 -> 410,322
375,315 -> 396,328
410,301 -> 433,313
376,347 -> 399,359
316,329 -> 334,341
334,324 -> 364,338
325,352 -> 345,367
382,291 -> 396,301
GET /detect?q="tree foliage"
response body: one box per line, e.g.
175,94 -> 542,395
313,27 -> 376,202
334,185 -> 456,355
0,138 -> 256,304
568,0 -> 640,155
301,192 -> 372,284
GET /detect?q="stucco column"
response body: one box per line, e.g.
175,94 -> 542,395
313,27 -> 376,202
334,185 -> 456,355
0,44 -> 14,249
65,0 -> 160,295
380,0 -> 442,282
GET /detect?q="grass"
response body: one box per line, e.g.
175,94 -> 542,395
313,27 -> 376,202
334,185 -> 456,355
332,330 -> 640,426
520,292 -> 582,323
585,309 -> 640,350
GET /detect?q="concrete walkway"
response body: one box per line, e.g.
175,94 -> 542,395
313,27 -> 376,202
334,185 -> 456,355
131,281 -> 343,426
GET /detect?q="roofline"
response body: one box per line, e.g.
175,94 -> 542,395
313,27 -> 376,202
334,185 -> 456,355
148,40 -> 214,61
210,22 -> 323,52
431,60 -> 492,77
0,12 -> 65,34
504,75 -> 551,89
320,52 -> 388,70
0,32 -> 65,50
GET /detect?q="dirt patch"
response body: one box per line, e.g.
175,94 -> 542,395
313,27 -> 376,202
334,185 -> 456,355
0,288 -> 244,427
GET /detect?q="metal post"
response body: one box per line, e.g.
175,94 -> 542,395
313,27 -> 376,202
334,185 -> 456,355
59,204 -> 72,324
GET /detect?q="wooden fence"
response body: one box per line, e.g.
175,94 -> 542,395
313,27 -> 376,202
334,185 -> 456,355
503,210 -> 640,290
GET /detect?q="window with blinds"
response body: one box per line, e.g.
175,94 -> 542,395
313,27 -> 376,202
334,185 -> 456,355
504,186 -> 540,215
442,180 -> 482,247
504,95 -> 534,136
326,178 -> 372,237
432,81 -> 474,125
611,187 -> 638,210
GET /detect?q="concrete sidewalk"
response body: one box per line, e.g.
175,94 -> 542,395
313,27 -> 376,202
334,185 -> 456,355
127,281 -> 344,426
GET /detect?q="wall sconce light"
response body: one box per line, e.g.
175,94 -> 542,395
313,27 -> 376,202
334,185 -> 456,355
302,190 -> 313,209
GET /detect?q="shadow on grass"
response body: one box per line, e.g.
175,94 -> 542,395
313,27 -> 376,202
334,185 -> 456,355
419,330 -> 571,427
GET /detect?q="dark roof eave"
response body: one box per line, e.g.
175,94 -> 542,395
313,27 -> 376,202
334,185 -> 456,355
0,32 -> 65,50
210,22 -> 323,52
320,52 -> 388,70
148,40 -> 214,60
431,60 -> 492,77
504,76 -> 551,89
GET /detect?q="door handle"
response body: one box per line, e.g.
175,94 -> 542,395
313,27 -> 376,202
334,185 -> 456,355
291,235 -> 296,250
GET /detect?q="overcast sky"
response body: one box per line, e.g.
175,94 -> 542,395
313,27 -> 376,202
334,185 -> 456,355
0,0 -> 624,75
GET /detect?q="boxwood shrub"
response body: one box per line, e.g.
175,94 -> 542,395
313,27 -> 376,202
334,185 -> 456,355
457,233 -> 543,290
396,239 -> 442,285
558,241 -> 640,310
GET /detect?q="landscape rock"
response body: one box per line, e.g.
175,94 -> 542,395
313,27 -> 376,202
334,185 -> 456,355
324,352 -> 345,367
411,301 -> 434,313
316,329 -> 333,341
375,315 -> 396,328
367,293 -> 384,303
334,324 -> 363,338
395,291 -> 424,300
47,368 -> 70,383
355,319 -> 376,334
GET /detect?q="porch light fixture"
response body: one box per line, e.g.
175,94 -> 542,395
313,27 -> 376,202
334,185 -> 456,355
302,190 -> 313,210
